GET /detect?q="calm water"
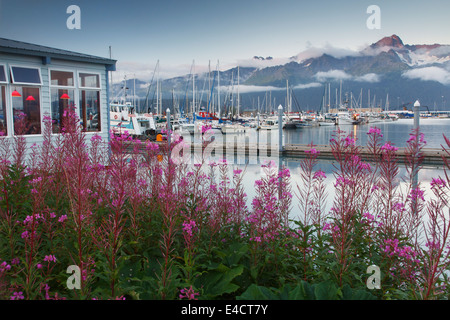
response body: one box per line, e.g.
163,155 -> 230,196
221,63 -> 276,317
283,118 -> 450,148
187,118 -> 450,219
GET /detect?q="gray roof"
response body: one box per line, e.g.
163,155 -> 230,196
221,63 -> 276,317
0,38 -> 116,69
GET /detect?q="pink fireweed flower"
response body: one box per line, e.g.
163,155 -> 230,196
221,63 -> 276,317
179,286 -> 200,300
305,148 -> 319,155
344,136 -> 356,146
313,170 -> 326,180
58,215 -> 68,223
381,142 -> 398,152
409,187 -> 425,202
407,132 -> 426,144
431,177 -> 446,189
334,176 -> 353,187
182,220 -> 197,238
392,201 -> 405,212
322,222 -> 331,231
201,124 -> 212,133
0,261 -> 11,272
43,255 -> 57,263
367,127 -> 383,136
10,292 -> 24,300
261,159 -> 277,168
90,134 -> 102,142
362,212 -> 374,221
233,168 -> 243,175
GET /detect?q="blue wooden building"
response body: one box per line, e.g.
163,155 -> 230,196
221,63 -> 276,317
0,38 -> 116,146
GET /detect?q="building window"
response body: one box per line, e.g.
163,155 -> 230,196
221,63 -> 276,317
11,86 -> 41,135
50,70 -> 75,133
51,70 -> 74,87
79,72 -> 99,89
10,66 -> 42,85
0,86 -> 7,135
79,72 -> 100,132
79,90 -> 100,132
0,66 -> 6,83
51,88 -> 74,133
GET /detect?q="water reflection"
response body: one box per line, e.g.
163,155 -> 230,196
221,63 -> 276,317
284,118 -> 450,149
235,158 -> 445,221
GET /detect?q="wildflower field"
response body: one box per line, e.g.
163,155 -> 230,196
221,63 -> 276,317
1,109 -> 450,300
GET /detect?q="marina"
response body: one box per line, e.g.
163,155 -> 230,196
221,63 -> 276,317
126,117 -> 450,165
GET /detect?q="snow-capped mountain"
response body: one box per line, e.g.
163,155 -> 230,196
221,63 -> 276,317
114,35 -> 450,112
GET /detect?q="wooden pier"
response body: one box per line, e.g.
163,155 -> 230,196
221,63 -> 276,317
128,141 -> 450,166
283,144 -> 450,165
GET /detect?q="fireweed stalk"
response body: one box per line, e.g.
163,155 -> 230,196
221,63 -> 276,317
157,154 -> 180,300
328,128 -> 386,286
412,134 -> 450,299
328,129 -> 364,286
247,160 -> 292,279
60,107 -> 96,297
92,130 -> 137,297
296,143 -> 328,227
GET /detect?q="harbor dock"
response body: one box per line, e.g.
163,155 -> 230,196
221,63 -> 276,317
128,141 -> 450,166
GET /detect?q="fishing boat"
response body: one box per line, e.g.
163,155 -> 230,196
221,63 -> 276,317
257,117 -> 279,130
174,117 -> 196,134
220,123 -> 247,134
319,119 -> 336,126
110,102 -> 157,137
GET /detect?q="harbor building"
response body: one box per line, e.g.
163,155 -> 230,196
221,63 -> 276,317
0,38 -> 116,148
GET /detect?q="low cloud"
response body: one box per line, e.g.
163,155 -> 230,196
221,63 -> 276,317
293,44 -> 361,62
314,70 -> 380,83
355,73 -> 380,83
235,57 -> 291,69
402,66 -> 450,85
314,70 -> 352,82
293,82 -> 322,89
224,85 -> 285,94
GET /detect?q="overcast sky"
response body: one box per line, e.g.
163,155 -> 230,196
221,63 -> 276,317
1,0 -> 449,80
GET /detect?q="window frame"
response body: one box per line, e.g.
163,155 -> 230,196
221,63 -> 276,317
0,65 -> 8,84
9,65 -> 42,86
77,71 -> 101,90
11,85 -> 43,136
49,68 -> 76,88
79,88 -> 101,132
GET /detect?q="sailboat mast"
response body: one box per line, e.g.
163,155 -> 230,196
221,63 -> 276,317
237,65 -> 240,117
192,60 -> 195,117
328,83 -> 331,113
286,79 -> 289,114
217,60 -> 220,118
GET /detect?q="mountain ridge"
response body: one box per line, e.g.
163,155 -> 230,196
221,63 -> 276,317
114,35 -> 450,113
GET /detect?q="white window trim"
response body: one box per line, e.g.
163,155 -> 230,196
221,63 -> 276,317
0,64 -> 8,84
77,70 -> 101,90
49,68 -> 76,88
10,85 -> 44,137
9,65 -> 42,86
79,88 -> 102,133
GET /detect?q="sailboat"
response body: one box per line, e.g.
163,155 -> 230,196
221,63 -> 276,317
318,83 -> 336,126
110,77 -> 157,137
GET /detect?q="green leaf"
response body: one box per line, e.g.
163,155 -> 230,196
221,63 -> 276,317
314,281 -> 339,300
341,284 -> 378,300
237,284 -> 279,300
196,264 -> 244,298
289,281 -> 316,300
